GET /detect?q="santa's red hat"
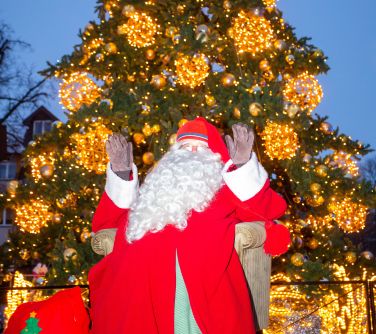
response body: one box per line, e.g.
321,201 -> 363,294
177,117 -> 230,163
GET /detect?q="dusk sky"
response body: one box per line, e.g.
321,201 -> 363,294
2,1 -> 375,157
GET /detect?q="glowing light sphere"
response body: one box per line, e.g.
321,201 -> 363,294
328,198 -> 368,233
30,153 -> 56,182
70,123 -> 112,174
59,72 -> 101,112
117,11 -> 159,48
261,121 -> 299,160
331,151 -> 359,177
283,72 -> 323,112
229,10 -> 275,55
175,53 -> 210,88
15,199 -> 52,233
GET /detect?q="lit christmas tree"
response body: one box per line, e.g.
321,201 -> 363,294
1,0 -> 375,330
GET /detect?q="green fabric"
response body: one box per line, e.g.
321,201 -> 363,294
175,252 -> 202,334
21,315 -> 42,334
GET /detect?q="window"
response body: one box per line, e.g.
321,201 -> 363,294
0,162 -> 16,180
0,208 -> 15,225
33,120 -> 52,137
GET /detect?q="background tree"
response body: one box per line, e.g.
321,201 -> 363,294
0,22 -> 47,152
1,0 -> 375,330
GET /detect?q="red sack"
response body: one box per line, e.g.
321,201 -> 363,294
4,286 -> 90,334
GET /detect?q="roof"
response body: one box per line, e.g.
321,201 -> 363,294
23,106 -> 59,126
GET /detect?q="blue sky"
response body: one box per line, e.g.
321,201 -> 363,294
2,0 -> 375,156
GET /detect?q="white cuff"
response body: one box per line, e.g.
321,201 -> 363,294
222,155 -> 268,201
104,162 -> 139,209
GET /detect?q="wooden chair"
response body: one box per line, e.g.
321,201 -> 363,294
91,221 -> 271,331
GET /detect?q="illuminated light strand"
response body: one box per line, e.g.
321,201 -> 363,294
261,121 -> 299,160
283,72 -> 323,112
15,199 -> 52,233
59,72 -> 101,112
175,53 -> 210,88
117,11 -> 159,48
70,123 -> 112,174
29,152 -> 56,182
330,151 -> 359,177
229,10 -> 275,55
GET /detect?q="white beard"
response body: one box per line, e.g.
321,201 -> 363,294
126,144 -> 224,243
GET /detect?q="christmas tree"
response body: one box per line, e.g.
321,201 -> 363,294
20,312 -> 42,334
1,0 -> 375,330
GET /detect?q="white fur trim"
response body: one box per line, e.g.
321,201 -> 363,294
104,162 -> 139,208
222,154 -> 268,201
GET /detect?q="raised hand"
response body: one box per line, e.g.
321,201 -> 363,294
105,133 -> 133,172
225,123 -> 255,166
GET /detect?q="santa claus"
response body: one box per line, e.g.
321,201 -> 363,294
89,117 -> 290,333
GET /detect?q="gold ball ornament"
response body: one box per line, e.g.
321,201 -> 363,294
59,72 -> 101,112
261,121 -> 299,160
169,134 -> 177,145
310,183 -> 322,193
283,72 -> 323,113
274,39 -> 287,50
313,49 -> 324,58
121,4 -> 135,17
292,236 -> 303,249
223,0 -> 232,9
40,164 -> 54,179
151,124 -> 161,134
80,227 -> 91,243
175,53 -> 210,88
7,180 -> 19,195
151,74 -> 167,89
104,42 -> 117,54
249,102 -> 263,116
118,11 -> 158,48
133,133 -> 145,145
306,195 -> 325,207
285,54 -> 295,65
286,104 -> 300,118
145,49 -> 156,60
178,119 -> 189,128
165,26 -> 178,38
221,73 -> 236,87
142,152 -> 155,165
230,10 -> 275,55
291,253 -> 305,266
320,122 -> 333,134
233,107 -> 241,119
259,59 -> 271,71
63,248 -> 78,261
205,94 -> 216,107
52,213 -> 62,224
360,251 -> 374,261
142,123 -> 153,137
20,249 -> 31,261
315,165 -> 328,177
303,154 -> 312,163
307,238 -> 319,250
344,251 -> 357,264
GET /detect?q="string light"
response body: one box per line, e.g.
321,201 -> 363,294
330,151 -> 359,177
4,272 -> 33,323
261,121 -> 299,160
29,152 -> 56,182
175,53 -> 210,88
117,11 -> 159,48
327,198 -> 368,233
283,72 -> 323,112
70,123 -> 112,174
262,0 -> 277,8
59,72 -> 101,112
229,10 -> 275,55
15,199 -> 52,233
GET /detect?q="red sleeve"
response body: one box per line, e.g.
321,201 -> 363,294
92,192 -> 130,233
234,180 -> 287,222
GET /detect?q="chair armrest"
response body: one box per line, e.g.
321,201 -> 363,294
91,228 -> 117,256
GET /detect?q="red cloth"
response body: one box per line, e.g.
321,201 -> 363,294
89,181 -> 286,333
5,287 -> 89,334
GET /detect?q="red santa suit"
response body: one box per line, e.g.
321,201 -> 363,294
88,118 -> 288,333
